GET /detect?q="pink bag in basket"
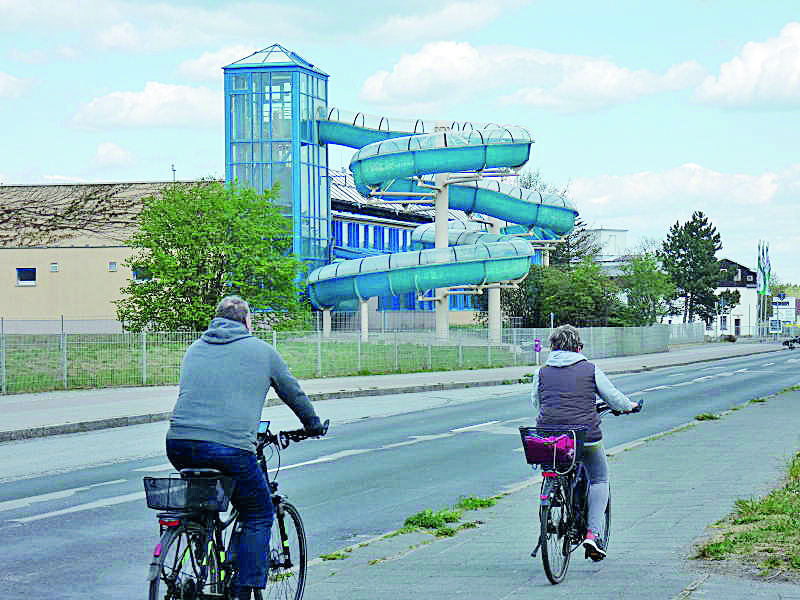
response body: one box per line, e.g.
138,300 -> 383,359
523,433 -> 576,466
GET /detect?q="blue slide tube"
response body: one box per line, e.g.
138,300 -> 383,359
308,116 -> 577,310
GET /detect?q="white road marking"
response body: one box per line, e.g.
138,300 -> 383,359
764,362 -> 775,367
10,492 -> 145,523
642,386 -> 671,392
450,421 -> 499,432
133,463 -> 175,473
0,479 -> 127,513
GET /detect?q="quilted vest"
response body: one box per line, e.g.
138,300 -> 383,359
537,360 -> 602,442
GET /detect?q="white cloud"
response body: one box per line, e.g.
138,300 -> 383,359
695,22 -> 800,108
360,42 -> 706,113
73,81 -> 221,129
504,58 -> 705,113
569,163 -> 800,281
0,71 -> 30,98
177,45 -> 257,82
10,45 -> 80,64
361,42 -> 492,106
372,0 -> 529,43
0,0 -> 318,52
92,142 -> 135,168
42,174 -> 92,183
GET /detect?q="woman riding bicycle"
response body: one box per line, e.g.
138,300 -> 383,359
530,325 -> 638,561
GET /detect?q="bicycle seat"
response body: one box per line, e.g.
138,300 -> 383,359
180,468 -> 223,479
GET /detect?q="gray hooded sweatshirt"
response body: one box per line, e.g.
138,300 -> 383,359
530,350 -> 635,442
167,317 -> 320,453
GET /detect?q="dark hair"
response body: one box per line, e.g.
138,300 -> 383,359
548,324 -> 583,352
215,295 -> 250,325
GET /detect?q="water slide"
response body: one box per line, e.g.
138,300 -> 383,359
307,112 -> 578,310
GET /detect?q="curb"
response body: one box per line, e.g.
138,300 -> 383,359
0,346 -> 786,443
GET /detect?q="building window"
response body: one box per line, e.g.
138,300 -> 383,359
50,262 -> 59,272
133,267 -> 151,282
16,267 -> 36,286
720,315 -> 728,331
747,275 -> 753,282
108,262 -> 118,272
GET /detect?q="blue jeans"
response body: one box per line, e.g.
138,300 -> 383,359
166,438 -> 274,590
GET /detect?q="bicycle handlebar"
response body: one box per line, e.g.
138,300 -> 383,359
257,419 -> 330,451
596,398 -> 644,417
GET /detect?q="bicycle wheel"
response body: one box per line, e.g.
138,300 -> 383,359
540,490 -> 571,585
599,490 -> 611,552
148,523 -> 219,600
265,500 -> 307,600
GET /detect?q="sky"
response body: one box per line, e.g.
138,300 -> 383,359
1,0 -> 799,283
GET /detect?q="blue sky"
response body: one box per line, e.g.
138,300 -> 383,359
1,0 -> 798,283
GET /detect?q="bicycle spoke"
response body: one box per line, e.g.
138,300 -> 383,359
265,501 -> 307,600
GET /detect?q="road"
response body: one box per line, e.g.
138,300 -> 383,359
1,351 -> 798,598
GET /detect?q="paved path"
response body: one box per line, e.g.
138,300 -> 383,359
0,341 -> 786,441
302,388 -> 800,599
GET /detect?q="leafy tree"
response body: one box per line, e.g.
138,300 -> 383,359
618,253 -> 675,325
659,211 -> 723,323
115,181 -> 306,331
538,258 -> 623,327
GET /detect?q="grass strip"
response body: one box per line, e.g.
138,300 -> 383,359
696,451 -> 800,577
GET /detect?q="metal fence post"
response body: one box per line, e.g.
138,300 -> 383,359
62,332 -> 68,390
316,329 -> 322,378
428,340 -> 432,370
358,333 -> 362,372
272,331 -> 277,349
1,318 -> 5,395
141,331 -> 147,385
394,330 -> 399,371
459,343 -> 463,368
488,340 -> 492,367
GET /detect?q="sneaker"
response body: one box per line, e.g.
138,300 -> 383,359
583,531 -> 606,561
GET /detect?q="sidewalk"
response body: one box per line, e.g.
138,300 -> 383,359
0,341 -> 786,442
302,388 -> 800,599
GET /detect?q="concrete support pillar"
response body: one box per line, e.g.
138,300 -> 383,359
360,299 -> 369,343
434,171 -> 449,342
322,308 -> 331,338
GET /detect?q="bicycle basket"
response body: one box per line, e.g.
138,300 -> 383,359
143,474 -> 234,512
518,426 -> 587,472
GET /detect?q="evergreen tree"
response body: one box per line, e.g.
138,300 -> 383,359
659,211 -> 723,323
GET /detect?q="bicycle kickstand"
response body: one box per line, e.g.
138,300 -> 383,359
530,536 -> 542,558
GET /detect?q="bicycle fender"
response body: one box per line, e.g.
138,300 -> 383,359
540,478 -> 556,507
147,529 -> 174,582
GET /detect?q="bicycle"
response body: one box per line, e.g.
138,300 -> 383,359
144,419 -> 329,600
519,399 -> 643,584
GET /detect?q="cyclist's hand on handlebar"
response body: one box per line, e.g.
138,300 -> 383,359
304,417 -> 329,437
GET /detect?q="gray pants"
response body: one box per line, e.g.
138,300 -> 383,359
583,441 -> 609,535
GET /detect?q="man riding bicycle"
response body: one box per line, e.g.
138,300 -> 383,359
530,325 -> 638,561
166,295 -> 325,600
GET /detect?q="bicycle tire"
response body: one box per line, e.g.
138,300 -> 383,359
265,500 -> 307,600
600,491 -> 611,552
149,522 -> 219,600
540,488 -> 571,585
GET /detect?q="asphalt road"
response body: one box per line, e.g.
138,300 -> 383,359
1,351 -> 798,599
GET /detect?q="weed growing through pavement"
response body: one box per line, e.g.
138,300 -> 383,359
696,452 -> 800,578
695,413 -> 721,421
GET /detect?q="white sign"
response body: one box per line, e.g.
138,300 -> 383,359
772,297 -> 797,324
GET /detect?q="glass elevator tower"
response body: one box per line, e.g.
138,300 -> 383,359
223,44 -> 330,269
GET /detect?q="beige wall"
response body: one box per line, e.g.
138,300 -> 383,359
0,245 -> 136,319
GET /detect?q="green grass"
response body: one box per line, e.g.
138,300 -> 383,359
319,552 -> 350,561
456,495 -> 497,510
696,452 -> 800,576
0,331 -> 517,394
404,508 -> 461,529
695,413 -> 721,421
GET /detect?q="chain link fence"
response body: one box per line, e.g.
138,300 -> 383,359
0,323 -> 678,395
